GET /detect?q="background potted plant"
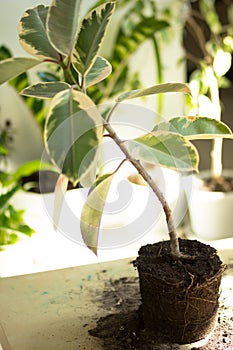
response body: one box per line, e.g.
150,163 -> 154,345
0,0 -> 232,346
183,0 -> 233,240
0,119 -> 36,248
0,119 -> 39,274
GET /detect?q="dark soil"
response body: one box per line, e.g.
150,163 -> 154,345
128,173 -> 233,192
134,240 -> 225,344
200,175 -> 233,192
21,170 -> 58,193
135,239 -> 223,285
90,276 -> 233,349
89,242 -> 233,349
21,170 -> 81,193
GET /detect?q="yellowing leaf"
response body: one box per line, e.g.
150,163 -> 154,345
53,174 -> 69,230
80,174 -> 114,255
116,83 -> 191,102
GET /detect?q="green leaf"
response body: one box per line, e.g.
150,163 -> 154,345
125,131 -> 199,173
0,145 -> 8,155
199,0 -> 221,35
80,174 -> 114,254
116,83 -> 191,102
44,89 -> 103,186
53,174 -> 69,230
0,230 -> 19,246
17,224 -> 35,237
9,233 -> 19,244
0,45 -> 12,61
18,5 -> 60,60
0,57 -> 41,85
0,204 -> 35,243
153,116 -> 233,140
4,160 -> 56,186
85,56 -> 112,87
37,71 -> 60,82
21,82 -> 71,98
47,0 -> 82,56
0,185 -> 21,213
72,2 -> 115,75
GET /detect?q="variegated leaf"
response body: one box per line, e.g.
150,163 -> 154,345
125,131 -> 199,173
0,57 -> 41,85
21,82 -> 71,98
18,5 -> 60,60
44,89 -> 103,186
153,116 -> 233,140
72,2 -> 115,75
116,83 -> 191,102
85,56 -> 112,87
47,0 -> 81,56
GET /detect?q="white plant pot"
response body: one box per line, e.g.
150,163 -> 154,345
187,170 -> 233,240
11,166 -> 189,254
5,166 -> 189,277
126,167 -> 190,233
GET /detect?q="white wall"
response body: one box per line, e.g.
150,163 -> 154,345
0,0 -> 97,56
0,0 -> 96,169
0,1 -> 50,169
131,0 -> 187,119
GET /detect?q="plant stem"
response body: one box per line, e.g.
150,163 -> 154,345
211,138 -> 223,178
206,66 -> 222,178
152,35 -> 163,121
61,62 -> 78,86
103,120 -> 181,259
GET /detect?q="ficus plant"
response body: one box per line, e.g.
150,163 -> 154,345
0,0 -> 232,259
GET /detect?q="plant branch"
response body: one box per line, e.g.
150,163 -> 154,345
186,16 -> 209,58
61,62 -> 78,86
103,120 -> 183,259
80,75 -> 86,93
112,158 -> 127,175
106,102 -> 119,122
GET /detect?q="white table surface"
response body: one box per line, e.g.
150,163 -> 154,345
1,249 -> 233,350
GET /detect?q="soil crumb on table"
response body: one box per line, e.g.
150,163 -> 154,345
89,274 -> 233,349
